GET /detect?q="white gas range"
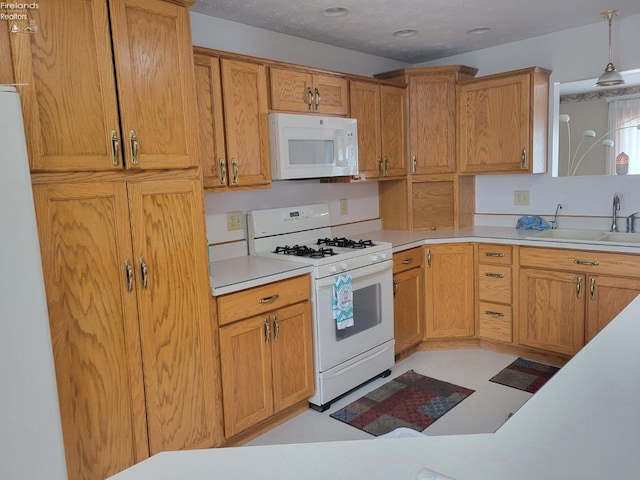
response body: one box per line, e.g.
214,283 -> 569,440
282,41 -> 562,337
247,203 -> 395,411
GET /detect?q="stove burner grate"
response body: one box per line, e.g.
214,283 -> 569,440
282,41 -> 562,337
316,237 -> 375,249
273,245 -> 337,258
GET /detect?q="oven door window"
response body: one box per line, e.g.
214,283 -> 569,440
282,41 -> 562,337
336,283 -> 381,341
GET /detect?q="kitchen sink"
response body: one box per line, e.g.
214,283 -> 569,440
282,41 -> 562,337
526,228 -> 640,246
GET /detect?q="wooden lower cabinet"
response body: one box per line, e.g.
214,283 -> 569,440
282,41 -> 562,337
477,244 -> 514,344
585,275 -> 640,343
425,243 -> 475,338
393,248 -> 424,354
33,173 -> 217,479
217,278 -> 313,439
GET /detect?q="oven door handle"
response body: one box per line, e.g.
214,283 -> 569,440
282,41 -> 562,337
315,261 -> 391,288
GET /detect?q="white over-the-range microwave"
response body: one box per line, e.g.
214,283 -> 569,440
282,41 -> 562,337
268,113 -> 358,180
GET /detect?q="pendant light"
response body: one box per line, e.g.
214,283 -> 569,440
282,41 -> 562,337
595,10 -> 624,87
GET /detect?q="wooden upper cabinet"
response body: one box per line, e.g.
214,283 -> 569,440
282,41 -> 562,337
349,80 -> 406,179
270,66 -> 349,115
5,0 -> 197,172
457,67 -> 550,174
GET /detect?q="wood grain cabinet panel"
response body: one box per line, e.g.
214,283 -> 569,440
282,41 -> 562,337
393,248 -> 425,354
5,0 -> 198,172
270,67 -> 348,115
33,174 -> 217,479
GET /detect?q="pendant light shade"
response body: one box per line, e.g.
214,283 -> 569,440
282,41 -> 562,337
596,10 -> 624,87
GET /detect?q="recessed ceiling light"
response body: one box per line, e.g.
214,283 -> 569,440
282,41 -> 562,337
466,26 -> 491,35
322,6 -> 349,17
392,29 -> 417,38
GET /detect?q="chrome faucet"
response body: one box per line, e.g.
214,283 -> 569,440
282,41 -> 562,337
611,193 -> 621,232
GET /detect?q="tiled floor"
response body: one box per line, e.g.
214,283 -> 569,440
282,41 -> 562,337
245,348 -> 533,446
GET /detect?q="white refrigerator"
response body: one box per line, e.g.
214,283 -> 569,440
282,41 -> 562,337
0,86 -> 67,479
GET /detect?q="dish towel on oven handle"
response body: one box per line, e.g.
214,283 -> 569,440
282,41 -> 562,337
332,273 -> 354,330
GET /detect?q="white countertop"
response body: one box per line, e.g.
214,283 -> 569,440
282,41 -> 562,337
109,293 -> 640,479
210,226 -> 640,295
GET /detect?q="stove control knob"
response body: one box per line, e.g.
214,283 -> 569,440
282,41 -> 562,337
339,262 -> 348,271
379,253 -> 388,261
329,265 -> 338,274
370,254 -> 379,262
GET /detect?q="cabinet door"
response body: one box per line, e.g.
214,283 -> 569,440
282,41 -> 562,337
312,73 -> 349,115
8,0 -> 122,172
458,73 -> 530,173
270,67 -> 314,112
425,244 -> 475,338
380,85 -> 407,177
128,178 -> 216,454
412,180 -> 455,230
219,315 -> 274,438
393,267 -> 424,353
221,58 -> 271,188
519,269 -> 585,356
350,81 -> 382,178
409,75 -> 456,174
109,0 -> 197,170
194,53 -> 227,189
270,303 -> 314,412
586,275 -> 640,343
33,182 -> 148,480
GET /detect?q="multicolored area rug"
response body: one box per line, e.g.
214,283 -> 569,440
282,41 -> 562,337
489,357 -> 560,394
329,370 -> 474,436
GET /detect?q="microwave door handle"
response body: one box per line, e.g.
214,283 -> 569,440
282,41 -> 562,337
315,261 -> 391,288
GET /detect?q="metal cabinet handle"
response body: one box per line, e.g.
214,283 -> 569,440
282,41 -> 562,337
307,88 -> 313,110
377,157 -> 383,176
411,155 -> 417,174
484,310 -> 505,317
124,259 -> 134,292
401,258 -> 414,265
590,277 -> 596,301
393,279 -> 398,297
219,158 -> 227,184
273,314 -> 279,341
314,87 -> 320,109
426,249 -> 432,268
110,130 -> 120,166
574,259 -> 600,266
521,148 -> 527,168
231,158 -> 239,184
129,130 -> 139,165
259,294 -> 280,304
484,252 -> 505,258
264,317 -> 270,344
139,257 -> 148,290
576,276 -> 582,299
383,156 -> 389,175
484,272 -> 504,278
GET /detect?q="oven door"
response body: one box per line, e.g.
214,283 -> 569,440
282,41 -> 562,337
313,260 -> 394,372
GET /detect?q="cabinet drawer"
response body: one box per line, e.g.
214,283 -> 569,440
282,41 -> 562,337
479,302 -> 512,343
217,275 -> 310,326
520,246 -> 640,277
478,265 -> 512,304
478,244 -> 512,265
393,247 -> 424,273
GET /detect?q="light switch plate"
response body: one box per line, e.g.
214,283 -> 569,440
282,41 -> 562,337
514,190 -> 530,206
340,198 -> 348,215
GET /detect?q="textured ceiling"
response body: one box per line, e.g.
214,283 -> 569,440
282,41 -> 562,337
192,0 -> 640,64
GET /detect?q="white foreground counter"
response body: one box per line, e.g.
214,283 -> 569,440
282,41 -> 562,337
110,295 -> 640,480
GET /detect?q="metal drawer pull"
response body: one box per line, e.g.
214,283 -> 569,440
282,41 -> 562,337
484,272 -> 504,278
401,258 -> 414,265
259,294 -> 280,304
576,276 -> 582,299
264,317 -> 270,344
484,252 -> 504,257
484,310 -> 505,317
124,259 -> 134,292
273,315 -> 279,341
574,260 -> 599,266
590,277 -> 596,301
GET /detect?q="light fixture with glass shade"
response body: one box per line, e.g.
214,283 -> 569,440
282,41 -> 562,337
595,10 -> 625,87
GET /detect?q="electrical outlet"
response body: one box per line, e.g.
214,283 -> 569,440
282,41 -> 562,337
514,190 -> 530,206
340,198 -> 348,215
226,211 -> 244,231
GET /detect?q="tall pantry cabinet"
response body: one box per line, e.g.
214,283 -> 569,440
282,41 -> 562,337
2,1 -> 219,479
